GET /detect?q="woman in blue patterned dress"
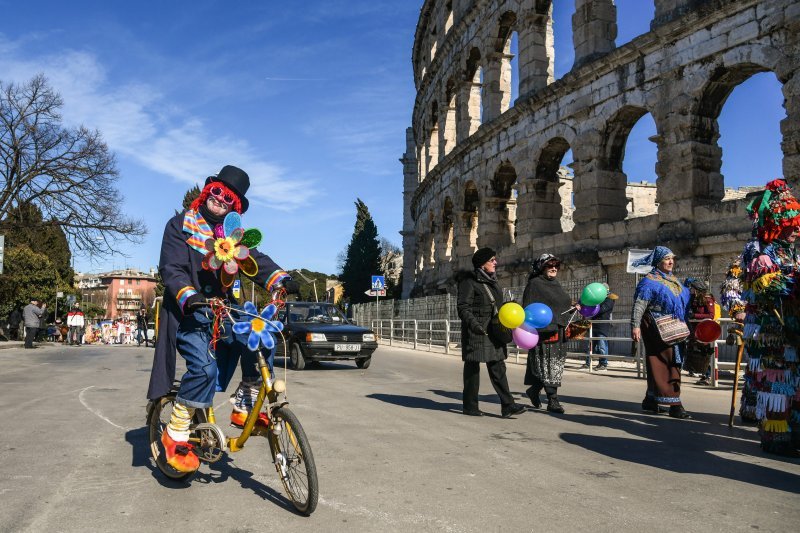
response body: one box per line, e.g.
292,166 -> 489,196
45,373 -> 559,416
630,246 -> 692,419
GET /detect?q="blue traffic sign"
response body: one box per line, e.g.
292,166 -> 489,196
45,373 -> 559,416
371,275 -> 385,291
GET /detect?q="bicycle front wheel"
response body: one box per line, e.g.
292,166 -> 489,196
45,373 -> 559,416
269,406 -> 319,515
148,395 -> 207,481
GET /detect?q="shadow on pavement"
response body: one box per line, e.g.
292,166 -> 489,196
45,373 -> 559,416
125,425 -> 303,509
199,456 -> 300,515
366,392 -> 463,414
557,394 -> 800,494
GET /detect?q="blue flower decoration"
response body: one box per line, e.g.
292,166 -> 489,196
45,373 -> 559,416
232,301 -> 283,350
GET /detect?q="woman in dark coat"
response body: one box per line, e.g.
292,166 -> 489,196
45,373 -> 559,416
522,254 -> 573,414
457,247 -> 525,418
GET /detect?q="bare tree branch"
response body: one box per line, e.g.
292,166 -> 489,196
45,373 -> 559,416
0,75 -> 146,257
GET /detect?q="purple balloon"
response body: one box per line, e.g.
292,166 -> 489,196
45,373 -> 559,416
512,326 -> 539,350
580,304 -> 600,318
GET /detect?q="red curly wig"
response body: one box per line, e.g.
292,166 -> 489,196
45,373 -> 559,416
190,182 -> 243,214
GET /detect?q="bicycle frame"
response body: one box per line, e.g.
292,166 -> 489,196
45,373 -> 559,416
227,348 -> 281,451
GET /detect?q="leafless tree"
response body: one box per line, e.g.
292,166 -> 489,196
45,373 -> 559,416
0,74 -> 146,257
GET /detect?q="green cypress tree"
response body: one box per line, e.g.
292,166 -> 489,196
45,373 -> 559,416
340,199 -> 382,304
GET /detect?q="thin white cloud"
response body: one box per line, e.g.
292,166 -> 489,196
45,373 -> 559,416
0,36 -> 312,210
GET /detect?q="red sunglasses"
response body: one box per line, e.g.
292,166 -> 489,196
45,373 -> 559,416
209,186 -> 236,206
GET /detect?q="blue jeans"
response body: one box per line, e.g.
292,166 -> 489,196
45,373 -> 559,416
175,308 -> 266,409
585,335 -> 608,366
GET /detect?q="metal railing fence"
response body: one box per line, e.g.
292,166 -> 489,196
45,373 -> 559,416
369,316 -> 743,388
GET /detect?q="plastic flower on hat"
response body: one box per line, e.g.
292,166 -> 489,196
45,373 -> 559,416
232,302 -> 284,351
201,212 -> 263,288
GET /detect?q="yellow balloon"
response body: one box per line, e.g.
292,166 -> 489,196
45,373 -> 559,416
498,302 -> 525,329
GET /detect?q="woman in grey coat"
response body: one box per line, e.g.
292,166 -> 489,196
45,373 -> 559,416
457,247 -> 525,418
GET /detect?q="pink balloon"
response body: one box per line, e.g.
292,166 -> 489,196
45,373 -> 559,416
512,326 -> 539,350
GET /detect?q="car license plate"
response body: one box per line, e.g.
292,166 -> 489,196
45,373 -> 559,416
334,343 -> 361,352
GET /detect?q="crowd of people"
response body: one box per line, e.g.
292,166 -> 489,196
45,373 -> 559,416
2,301 -> 152,348
456,178 -> 800,457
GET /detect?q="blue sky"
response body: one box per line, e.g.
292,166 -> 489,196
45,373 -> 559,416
0,1 -> 785,275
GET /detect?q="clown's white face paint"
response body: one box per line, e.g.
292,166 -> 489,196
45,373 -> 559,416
206,195 -> 231,217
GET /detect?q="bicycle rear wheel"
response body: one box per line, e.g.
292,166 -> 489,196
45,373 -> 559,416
269,406 -> 319,515
147,395 -> 206,481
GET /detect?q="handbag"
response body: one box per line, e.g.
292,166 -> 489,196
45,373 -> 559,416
481,284 -> 513,345
654,315 -> 690,345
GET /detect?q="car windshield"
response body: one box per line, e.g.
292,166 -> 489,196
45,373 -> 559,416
287,304 -> 348,324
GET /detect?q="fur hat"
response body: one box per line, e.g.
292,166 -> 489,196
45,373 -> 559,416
471,247 -> 496,268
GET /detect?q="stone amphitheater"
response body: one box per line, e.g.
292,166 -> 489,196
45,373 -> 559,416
401,0 -> 800,298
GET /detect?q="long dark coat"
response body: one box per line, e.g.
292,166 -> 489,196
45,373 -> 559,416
146,209 -> 287,401
457,269 -> 507,363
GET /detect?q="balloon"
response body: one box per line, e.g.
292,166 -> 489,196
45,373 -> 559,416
580,282 -> 608,306
524,303 -> 553,329
512,326 -> 539,350
579,304 -> 601,318
694,319 -> 722,344
498,302 -> 525,329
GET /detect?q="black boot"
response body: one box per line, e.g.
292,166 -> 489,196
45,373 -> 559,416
547,396 -> 565,414
641,396 -> 660,414
669,405 -> 692,419
525,386 -> 542,408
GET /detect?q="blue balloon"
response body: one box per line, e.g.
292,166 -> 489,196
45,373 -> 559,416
524,303 -> 553,329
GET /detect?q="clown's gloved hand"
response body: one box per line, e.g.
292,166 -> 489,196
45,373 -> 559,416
183,294 -> 207,313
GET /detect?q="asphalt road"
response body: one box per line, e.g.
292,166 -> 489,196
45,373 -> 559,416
0,342 -> 798,532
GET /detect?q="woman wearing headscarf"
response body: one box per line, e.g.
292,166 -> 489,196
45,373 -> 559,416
630,246 -> 692,419
522,253 -> 574,414
456,247 -> 526,418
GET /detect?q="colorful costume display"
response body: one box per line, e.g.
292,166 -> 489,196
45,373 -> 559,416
147,165 -> 295,472
631,246 -> 692,418
739,179 -> 800,455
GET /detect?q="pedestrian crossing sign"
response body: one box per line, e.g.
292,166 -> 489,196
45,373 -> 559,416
371,275 -> 385,291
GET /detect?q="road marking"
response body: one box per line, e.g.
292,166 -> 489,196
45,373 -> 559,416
78,386 -> 132,431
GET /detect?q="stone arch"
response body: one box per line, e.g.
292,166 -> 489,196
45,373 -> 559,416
459,47 -> 483,138
484,161 -> 519,247
444,1 -> 454,36
427,210 -> 437,267
691,62 -> 783,199
487,10 -> 518,116
427,100 -> 440,174
527,136 -> 569,235
600,104 -> 658,222
442,78 -> 458,156
442,196 -> 454,260
463,180 -> 480,250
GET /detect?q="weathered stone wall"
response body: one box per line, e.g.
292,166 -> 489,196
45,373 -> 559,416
402,0 -> 800,297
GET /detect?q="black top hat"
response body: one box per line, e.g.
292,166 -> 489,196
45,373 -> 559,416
205,165 -> 250,213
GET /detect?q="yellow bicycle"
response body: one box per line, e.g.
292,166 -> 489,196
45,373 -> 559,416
146,298 -> 319,515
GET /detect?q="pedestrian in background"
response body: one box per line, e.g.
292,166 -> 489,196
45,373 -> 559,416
683,278 -> 716,385
67,303 -> 85,346
522,253 -> 574,414
630,246 -> 692,419
136,305 -> 149,346
23,298 -> 45,349
580,283 -> 617,371
8,308 -> 22,341
456,247 -> 526,418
